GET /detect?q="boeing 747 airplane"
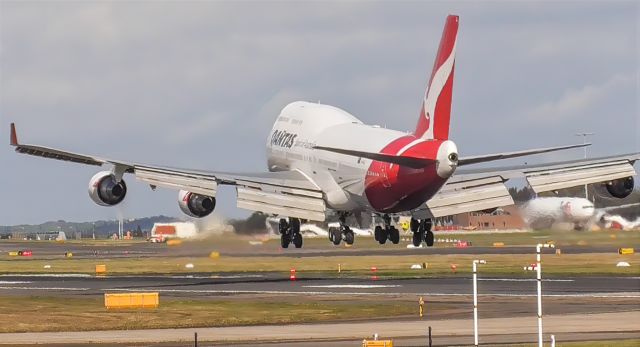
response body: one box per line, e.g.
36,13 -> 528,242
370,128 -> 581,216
10,15 -> 639,248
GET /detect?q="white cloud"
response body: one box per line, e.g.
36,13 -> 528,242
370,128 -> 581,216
521,74 -> 634,125
0,1 -> 637,224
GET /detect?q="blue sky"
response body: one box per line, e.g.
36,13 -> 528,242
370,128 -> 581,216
1,1 -> 638,225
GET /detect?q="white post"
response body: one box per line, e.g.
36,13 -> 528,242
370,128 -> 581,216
536,244 -> 554,347
473,259 -> 486,346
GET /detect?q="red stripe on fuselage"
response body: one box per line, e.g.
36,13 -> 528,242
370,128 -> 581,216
364,136 -> 447,213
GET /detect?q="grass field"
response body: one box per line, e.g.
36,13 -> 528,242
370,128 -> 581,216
0,295 -> 418,333
0,252 -> 637,277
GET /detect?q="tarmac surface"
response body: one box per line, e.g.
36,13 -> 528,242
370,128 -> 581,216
1,239 -> 638,345
0,273 -> 638,298
2,311 -> 639,345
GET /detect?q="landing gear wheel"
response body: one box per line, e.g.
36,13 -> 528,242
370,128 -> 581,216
410,218 -> 420,232
280,234 -> 290,248
344,227 -> 355,245
374,226 -> 383,242
331,228 -> 342,246
425,230 -> 434,247
412,231 -> 423,247
389,227 -> 400,244
290,218 -> 300,234
378,228 -> 388,244
278,218 -> 289,234
292,232 -> 303,248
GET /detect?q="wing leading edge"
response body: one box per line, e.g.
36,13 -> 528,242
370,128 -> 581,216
10,123 -> 327,221
421,153 -> 640,218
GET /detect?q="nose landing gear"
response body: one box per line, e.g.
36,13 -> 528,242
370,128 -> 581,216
279,218 -> 303,249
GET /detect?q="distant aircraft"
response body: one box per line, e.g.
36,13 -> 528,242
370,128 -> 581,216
10,15 -> 639,249
521,195 -> 640,230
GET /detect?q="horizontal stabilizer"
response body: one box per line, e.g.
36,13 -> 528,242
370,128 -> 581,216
313,146 -> 436,169
458,143 -> 590,166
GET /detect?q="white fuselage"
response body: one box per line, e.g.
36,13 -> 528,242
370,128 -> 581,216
266,101 -> 406,211
521,197 -> 596,227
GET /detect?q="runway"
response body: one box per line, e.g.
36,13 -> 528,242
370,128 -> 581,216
0,273 -> 637,297
2,311 -> 639,345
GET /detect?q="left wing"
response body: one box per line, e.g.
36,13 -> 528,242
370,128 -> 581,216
10,123 -> 326,221
421,153 -> 640,218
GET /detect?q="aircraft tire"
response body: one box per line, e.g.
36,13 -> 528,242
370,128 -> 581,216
279,218 -> 289,234
410,218 -> 420,232
412,231 -> 423,247
390,227 -> 400,244
290,218 -> 300,234
280,234 -> 290,248
378,228 -> 388,245
293,232 -> 303,248
331,229 -> 342,245
425,230 -> 434,247
344,228 -> 354,245
374,226 -> 383,242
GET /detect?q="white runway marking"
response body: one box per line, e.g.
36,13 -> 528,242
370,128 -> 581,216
104,288 -> 640,298
0,274 -> 92,278
0,281 -> 31,284
304,284 -> 402,289
479,278 -> 574,282
0,286 -> 89,291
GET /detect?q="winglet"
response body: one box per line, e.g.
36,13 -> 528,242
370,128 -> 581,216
10,123 -> 18,146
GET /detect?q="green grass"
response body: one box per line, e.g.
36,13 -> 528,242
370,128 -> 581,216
0,295 -> 417,333
0,253 -> 637,277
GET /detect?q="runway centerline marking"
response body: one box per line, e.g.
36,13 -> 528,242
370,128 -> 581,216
0,281 -> 31,284
303,285 -> 402,289
103,288 -> 640,298
479,279 -> 574,282
0,286 -> 89,291
0,274 -> 92,278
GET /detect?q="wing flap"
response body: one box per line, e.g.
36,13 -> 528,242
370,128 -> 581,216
425,175 -> 514,217
236,178 -> 326,221
135,166 -> 218,196
525,160 -> 636,193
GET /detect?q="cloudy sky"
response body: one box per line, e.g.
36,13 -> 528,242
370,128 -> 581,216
1,1 -> 638,225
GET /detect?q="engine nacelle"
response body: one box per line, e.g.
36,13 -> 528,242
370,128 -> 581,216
88,171 -> 127,206
178,190 -> 216,218
605,176 -> 634,199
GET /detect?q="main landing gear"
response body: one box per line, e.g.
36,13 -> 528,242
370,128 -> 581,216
374,214 -> 400,245
279,217 -> 303,249
328,212 -> 355,246
410,218 -> 434,247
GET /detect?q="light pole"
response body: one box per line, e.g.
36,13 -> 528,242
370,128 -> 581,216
575,132 -> 594,200
536,243 -> 555,347
473,259 -> 486,346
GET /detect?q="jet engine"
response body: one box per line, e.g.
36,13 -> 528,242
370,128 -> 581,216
605,176 -> 634,199
88,171 -> 127,206
178,190 -> 216,218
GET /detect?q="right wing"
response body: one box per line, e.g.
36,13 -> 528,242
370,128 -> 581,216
10,123 -> 327,221
422,153 -> 640,218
